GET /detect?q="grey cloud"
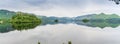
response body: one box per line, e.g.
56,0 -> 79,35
22,0 -> 47,5
0,0 -> 114,11
20,0 -> 88,7
48,0 -> 87,6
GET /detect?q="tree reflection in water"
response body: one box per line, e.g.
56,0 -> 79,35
0,18 -> 120,33
12,22 -> 41,31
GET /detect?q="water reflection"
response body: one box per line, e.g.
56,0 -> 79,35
0,23 -> 14,33
0,22 -> 40,33
12,23 -> 40,31
0,18 -> 120,33
74,19 -> 120,28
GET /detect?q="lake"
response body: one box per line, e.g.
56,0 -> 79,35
0,20 -> 120,44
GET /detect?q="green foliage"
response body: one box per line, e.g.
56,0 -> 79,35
0,19 -> 2,23
54,19 -> 58,22
12,23 -> 40,31
38,42 -> 40,44
0,23 -> 14,33
10,12 -> 41,23
68,41 -> 72,44
89,21 -> 119,28
91,13 -> 120,20
0,10 -> 16,23
0,10 -> 16,19
10,12 -> 41,30
82,19 -> 89,23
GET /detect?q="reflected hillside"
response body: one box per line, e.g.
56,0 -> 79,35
12,23 -> 40,31
0,23 -> 14,33
39,16 -> 73,25
75,19 -> 120,28
0,22 -> 41,33
10,12 -> 41,30
0,10 -> 120,33
0,10 -> 42,33
74,13 -> 120,28
0,17 -> 120,33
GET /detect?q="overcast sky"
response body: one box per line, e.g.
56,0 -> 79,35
0,0 -> 120,17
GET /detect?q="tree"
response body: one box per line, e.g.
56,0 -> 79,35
12,23 -> 40,30
10,12 -> 41,23
10,12 -> 41,30
54,19 -> 58,22
68,41 -> 72,44
82,19 -> 89,23
38,42 -> 40,44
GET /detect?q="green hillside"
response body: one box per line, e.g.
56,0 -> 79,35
91,13 -> 120,19
0,9 -> 16,19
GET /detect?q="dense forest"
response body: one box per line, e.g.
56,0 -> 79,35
10,12 -> 41,23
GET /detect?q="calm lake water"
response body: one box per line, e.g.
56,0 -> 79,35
0,20 -> 120,44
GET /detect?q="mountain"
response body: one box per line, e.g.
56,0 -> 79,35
0,9 -> 16,19
37,16 -> 73,25
74,13 -> 120,21
74,14 -> 96,20
74,13 -> 120,28
91,13 -> 120,19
